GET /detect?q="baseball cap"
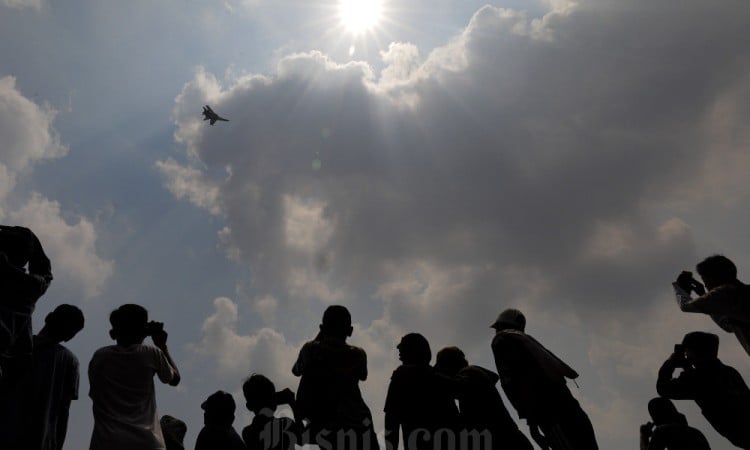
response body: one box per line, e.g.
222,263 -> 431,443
490,308 -> 526,331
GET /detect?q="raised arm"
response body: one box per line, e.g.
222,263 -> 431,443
655,355 -> 693,400
152,324 -> 181,386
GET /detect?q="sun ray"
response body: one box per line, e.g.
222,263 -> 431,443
339,0 -> 384,34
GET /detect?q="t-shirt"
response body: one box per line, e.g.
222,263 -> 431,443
194,424 -> 246,450
88,344 -> 176,450
674,282 -> 750,356
32,338 -> 79,450
647,423 -> 710,450
243,413 -> 298,450
292,338 -> 372,429
384,364 -> 460,450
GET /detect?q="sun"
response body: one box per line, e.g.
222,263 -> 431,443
338,0 -> 384,34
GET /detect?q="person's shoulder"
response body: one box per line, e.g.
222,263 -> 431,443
91,345 -> 119,359
242,421 -> 256,437
492,330 -> 526,347
649,423 -> 677,442
346,343 -> 366,356
298,340 -> 320,353
461,365 -> 499,383
132,343 -> 167,358
711,283 -> 747,298
390,364 -> 411,381
391,364 -> 408,376
391,364 -> 427,380
56,343 -> 80,363
195,425 -> 211,446
717,359 -> 747,380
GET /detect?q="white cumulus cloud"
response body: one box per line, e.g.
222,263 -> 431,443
0,76 -> 112,300
8,194 -> 114,299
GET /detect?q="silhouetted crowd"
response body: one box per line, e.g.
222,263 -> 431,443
2,225 -> 750,449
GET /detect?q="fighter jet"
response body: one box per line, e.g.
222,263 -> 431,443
202,105 -> 229,125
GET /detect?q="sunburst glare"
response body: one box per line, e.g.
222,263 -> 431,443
338,0 -> 384,34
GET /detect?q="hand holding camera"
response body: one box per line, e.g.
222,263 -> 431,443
146,321 -> 168,348
669,343 -> 691,369
676,271 -> 706,296
273,387 -> 296,406
640,421 -> 654,438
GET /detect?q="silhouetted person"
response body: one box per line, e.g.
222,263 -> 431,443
161,415 -> 187,450
88,304 -> 181,450
640,397 -> 710,450
435,346 -> 533,450
194,391 -> 246,450
657,331 -> 750,448
0,226 -> 52,449
0,304 -> 83,450
490,309 -> 598,450
292,305 -> 378,450
242,373 -> 298,450
384,333 -> 459,450
673,255 -> 750,357
29,304 -> 85,450
0,225 -> 52,384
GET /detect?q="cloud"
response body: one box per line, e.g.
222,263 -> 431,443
155,157 -> 223,215
0,76 -> 112,299
0,76 -> 67,212
166,1 -> 750,447
8,194 -> 114,299
190,297 -> 300,389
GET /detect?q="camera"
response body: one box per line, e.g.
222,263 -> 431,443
145,321 -> 164,336
672,344 -> 691,369
677,271 -> 705,295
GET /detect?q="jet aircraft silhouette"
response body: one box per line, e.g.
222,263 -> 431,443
202,105 -> 229,125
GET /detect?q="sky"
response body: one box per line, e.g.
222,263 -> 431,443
2,0 -> 750,448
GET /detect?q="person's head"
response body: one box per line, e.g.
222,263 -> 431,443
648,398 -> 687,426
490,308 -> 526,332
696,255 -> 737,289
43,304 -> 84,342
160,415 -> 187,447
0,225 -> 52,280
682,331 -> 720,364
397,333 -> 431,365
319,305 -> 353,339
201,391 -> 236,426
243,373 -> 276,414
109,304 -> 149,345
435,346 -> 468,376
